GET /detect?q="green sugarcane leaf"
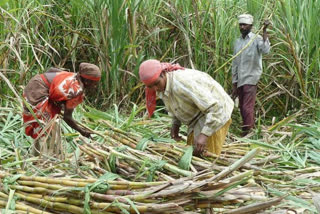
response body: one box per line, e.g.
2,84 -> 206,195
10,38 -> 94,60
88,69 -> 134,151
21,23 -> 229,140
213,177 -> 250,198
2,174 -> 22,193
84,106 -> 114,121
108,153 -> 117,173
0,0 -> 9,7
113,104 -> 120,125
152,137 -> 175,143
242,138 -> 280,150
121,103 -> 138,130
99,172 -> 120,181
136,138 -> 149,151
111,200 -> 130,214
178,146 -> 193,170
309,151 -> 320,165
294,179 -> 320,185
309,137 -> 320,149
84,186 -> 91,214
122,197 -> 140,214
5,189 -> 16,212
268,188 -> 317,212
146,160 -> 166,182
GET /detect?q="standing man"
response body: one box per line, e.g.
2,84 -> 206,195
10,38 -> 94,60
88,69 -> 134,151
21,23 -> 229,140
139,59 -> 234,156
231,14 -> 270,136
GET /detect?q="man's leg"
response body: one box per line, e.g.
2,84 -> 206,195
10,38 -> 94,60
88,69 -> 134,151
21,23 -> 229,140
238,86 -> 244,124
239,85 -> 257,136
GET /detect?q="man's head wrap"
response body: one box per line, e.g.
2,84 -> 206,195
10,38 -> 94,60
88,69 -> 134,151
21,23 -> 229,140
238,14 -> 254,25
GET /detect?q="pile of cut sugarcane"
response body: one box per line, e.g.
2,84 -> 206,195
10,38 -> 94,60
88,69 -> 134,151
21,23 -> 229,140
0,124 -> 286,214
1,106 -> 319,213
0,147 -> 285,214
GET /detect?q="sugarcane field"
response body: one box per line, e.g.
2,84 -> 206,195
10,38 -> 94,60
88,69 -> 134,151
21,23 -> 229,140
0,0 -> 320,213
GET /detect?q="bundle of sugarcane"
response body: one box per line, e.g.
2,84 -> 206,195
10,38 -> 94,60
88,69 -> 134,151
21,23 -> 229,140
77,136 -> 211,181
76,129 -> 320,212
0,148 -> 284,213
76,138 -> 264,182
75,110 -> 288,183
74,119 -> 254,182
75,126 -> 276,182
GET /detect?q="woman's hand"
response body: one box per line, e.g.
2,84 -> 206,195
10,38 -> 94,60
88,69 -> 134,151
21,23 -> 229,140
80,129 -> 92,138
193,133 -> 208,156
63,107 -> 92,138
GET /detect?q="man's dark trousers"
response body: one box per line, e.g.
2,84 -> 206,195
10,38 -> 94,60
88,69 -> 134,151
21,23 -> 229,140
238,85 -> 257,135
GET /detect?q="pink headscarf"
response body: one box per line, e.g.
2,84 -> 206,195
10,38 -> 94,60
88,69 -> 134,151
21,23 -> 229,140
139,59 -> 184,117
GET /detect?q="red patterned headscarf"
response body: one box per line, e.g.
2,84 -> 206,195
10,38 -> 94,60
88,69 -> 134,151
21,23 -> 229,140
139,59 -> 184,117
